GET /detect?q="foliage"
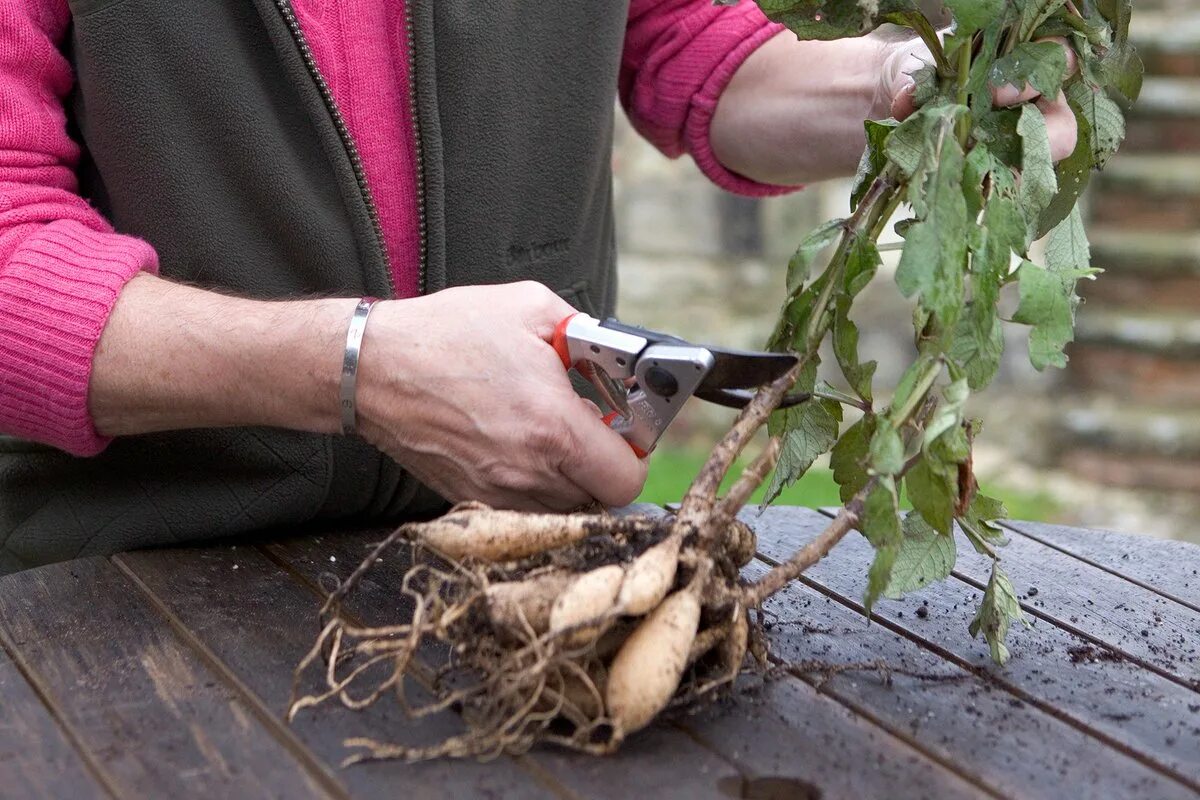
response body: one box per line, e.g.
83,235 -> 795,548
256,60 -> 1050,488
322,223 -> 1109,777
749,0 -> 1139,663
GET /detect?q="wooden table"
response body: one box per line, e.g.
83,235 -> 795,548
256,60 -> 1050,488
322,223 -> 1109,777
1,507 -> 1197,800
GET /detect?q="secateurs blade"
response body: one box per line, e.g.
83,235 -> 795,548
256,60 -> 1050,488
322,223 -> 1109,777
552,313 -> 809,456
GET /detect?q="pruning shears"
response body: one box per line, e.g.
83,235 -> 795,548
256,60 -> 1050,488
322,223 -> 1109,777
552,314 -> 809,457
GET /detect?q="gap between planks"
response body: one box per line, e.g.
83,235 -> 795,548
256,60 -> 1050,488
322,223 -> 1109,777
802,507 -> 1200,793
997,520 -> 1200,615
110,554 -> 354,800
0,625 -> 121,800
819,507 -> 1200,695
253,542 -> 587,800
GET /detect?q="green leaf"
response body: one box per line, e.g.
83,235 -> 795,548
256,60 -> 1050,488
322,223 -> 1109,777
833,297 -> 876,404
762,399 -> 842,505
883,513 -> 957,598
969,562 -> 1028,664
990,41 -> 1069,98
974,107 -> 1023,168
924,378 -> 970,447
905,454 -> 957,536
885,110 -> 932,179
861,475 -> 902,613
1012,259 -> 1095,370
831,414 -> 876,502
1016,0 -> 1067,42
962,145 -> 993,219
889,353 -> 939,420
1066,80 -> 1125,168
910,62 -> 942,109
1012,207 -> 1097,370
755,0 -> 920,40
895,111 -> 969,326
1017,104 -> 1058,224
968,491 -> 1008,527
1097,0 -> 1131,45
843,235 -> 882,298
787,218 -> 844,295
1106,45 -> 1144,105
1044,205 -> 1091,271
957,488 -> 1011,553
868,419 -> 905,476
1036,84 -> 1095,238
943,0 -> 1003,35
852,120 -> 896,211
950,306 -> 1004,390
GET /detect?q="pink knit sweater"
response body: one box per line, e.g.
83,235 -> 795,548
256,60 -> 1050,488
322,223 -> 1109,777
0,0 -> 789,457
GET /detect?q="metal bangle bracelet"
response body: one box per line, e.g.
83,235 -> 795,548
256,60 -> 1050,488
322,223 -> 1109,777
340,297 -> 379,436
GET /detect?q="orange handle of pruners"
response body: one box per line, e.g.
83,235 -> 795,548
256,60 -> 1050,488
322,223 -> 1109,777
552,313 -> 648,458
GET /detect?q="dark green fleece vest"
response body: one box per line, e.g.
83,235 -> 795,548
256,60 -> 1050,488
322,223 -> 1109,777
0,0 -> 627,572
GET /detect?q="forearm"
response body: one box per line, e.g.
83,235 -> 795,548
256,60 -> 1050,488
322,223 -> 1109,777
90,274 -> 355,437
710,32 -> 888,185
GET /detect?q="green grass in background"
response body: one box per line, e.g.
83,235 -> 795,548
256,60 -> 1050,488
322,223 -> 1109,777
637,447 -> 1063,522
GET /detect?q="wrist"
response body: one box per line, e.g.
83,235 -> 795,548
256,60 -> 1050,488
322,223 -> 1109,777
90,276 -> 358,437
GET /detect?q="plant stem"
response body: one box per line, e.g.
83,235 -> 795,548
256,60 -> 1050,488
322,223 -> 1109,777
812,386 -> 870,412
742,496 -> 864,607
803,167 -> 902,350
909,13 -> 951,77
743,410 -> 932,608
955,40 -> 973,147
891,356 -> 944,427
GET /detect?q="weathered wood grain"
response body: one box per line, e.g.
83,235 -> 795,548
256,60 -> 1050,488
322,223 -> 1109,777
747,507 -> 1200,797
678,667 -> 989,800
1001,520 -> 1200,611
115,544 -> 562,800
948,521 -> 1200,688
0,558 -> 332,800
0,642 -> 111,800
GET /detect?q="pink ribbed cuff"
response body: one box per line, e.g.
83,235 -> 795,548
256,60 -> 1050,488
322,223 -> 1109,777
0,221 -> 159,456
686,20 -> 800,197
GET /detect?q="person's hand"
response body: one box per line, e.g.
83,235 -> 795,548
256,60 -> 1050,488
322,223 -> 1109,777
354,282 -> 648,512
875,35 -> 1079,161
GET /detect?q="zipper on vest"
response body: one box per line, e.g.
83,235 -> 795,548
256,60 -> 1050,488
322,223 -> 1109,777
272,0 -> 396,299
403,0 -> 428,295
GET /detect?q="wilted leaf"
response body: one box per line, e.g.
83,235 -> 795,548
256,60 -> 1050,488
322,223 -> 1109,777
762,398 -> 842,505
833,296 -> 876,404
944,0 -> 1003,35
861,476 -> 902,613
990,41 -> 1069,98
831,414 -> 876,502
787,219 -> 844,295
756,0 -> 921,40
1017,104 -> 1058,224
906,454 -> 957,536
1066,80 -> 1125,168
883,513 -> 957,597
969,562 -> 1029,664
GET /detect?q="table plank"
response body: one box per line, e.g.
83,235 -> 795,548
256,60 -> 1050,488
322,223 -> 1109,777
946,520 -> 1200,688
679,667 -> 988,800
818,508 -> 1200,689
115,544 -> 562,800
742,559 -> 1196,799
0,558 -> 333,800
0,642 -> 111,800
1001,520 -> 1200,611
266,533 -> 755,800
747,507 -> 1200,797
